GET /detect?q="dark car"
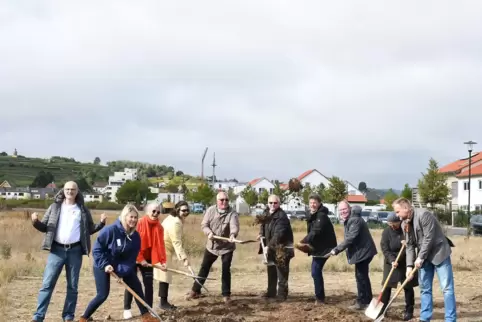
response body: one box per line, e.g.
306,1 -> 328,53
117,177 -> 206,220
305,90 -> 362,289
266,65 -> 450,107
373,211 -> 392,225
471,214 -> 482,235
291,210 -> 307,220
361,211 -> 371,222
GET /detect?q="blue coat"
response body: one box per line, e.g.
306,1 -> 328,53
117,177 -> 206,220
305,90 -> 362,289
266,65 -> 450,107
92,219 -> 141,277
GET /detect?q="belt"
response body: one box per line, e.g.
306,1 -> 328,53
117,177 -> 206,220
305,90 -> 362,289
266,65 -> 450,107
54,240 -> 81,249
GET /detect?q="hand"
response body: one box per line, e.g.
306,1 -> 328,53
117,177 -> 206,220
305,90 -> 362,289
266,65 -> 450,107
208,232 -> 214,240
105,265 -> 114,273
406,267 -> 414,281
330,249 -> 336,256
183,258 -> 190,267
256,234 -> 261,241
229,235 -> 235,242
140,260 -> 148,267
100,213 -> 107,223
31,212 -> 38,221
159,263 -> 167,271
414,258 -> 424,268
391,261 -> 398,268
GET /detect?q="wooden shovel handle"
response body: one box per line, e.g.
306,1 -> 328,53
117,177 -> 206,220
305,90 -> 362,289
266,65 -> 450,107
149,264 -> 216,280
378,242 -> 406,301
213,235 -> 238,242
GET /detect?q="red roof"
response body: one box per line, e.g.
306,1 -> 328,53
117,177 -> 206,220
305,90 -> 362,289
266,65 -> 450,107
298,169 -> 315,181
46,182 -> 56,188
439,152 -> 482,173
248,178 -> 262,186
456,163 -> 482,178
347,195 -> 367,203
280,183 -> 288,190
380,199 -> 385,204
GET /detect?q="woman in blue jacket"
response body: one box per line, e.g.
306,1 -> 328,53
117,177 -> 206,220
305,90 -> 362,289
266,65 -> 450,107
79,204 -> 157,322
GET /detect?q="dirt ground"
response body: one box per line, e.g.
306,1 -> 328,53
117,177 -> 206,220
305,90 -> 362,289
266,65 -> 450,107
6,271 -> 482,322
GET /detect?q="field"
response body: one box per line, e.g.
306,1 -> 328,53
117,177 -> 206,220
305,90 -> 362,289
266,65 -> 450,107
1,210 -> 482,322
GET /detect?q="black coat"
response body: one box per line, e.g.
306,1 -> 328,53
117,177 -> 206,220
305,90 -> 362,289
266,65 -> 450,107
333,212 -> 378,264
258,208 -> 294,262
380,226 -> 418,288
301,206 -> 337,257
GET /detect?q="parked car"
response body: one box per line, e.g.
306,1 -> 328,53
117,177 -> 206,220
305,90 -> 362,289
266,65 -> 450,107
361,211 -> 371,222
328,211 -> 339,224
471,214 -> 482,235
374,211 -> 392,225
291,210 -> 307,220
191,203 -> 204,213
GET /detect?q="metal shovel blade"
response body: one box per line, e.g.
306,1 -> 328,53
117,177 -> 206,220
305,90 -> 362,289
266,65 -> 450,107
365,298 -> 384,319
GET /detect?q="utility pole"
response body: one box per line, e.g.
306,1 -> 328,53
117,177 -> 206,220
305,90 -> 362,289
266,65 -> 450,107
201,147 -> 208,181
211,152 -> 217,185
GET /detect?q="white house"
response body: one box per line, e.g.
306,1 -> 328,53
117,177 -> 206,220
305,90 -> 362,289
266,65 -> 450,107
281,196 -> 306,212
84,192 -> 104,203
247,177 -> 275,194
455,163 -> 482,212
297,169 -> 331,188
210,180 -> 240,191
0,188 -> 31,200
156,192 -> 185,204
108,168 -> 138,186
92,182 -> 108,194
103,185 -> 121,202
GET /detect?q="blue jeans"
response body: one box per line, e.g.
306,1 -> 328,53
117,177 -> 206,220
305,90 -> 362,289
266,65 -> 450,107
419,256 -> 457,321
311,257 -> 327,301
33,242 -> 83,322
82,266 -> 149,319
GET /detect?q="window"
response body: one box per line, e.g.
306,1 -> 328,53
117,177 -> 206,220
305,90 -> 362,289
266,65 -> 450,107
464,182 -> 470,190
479,180 -> 482,190
270,188 -> 274,194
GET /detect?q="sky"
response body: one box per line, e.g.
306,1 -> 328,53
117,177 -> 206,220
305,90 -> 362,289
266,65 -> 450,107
2,1 -> 482,189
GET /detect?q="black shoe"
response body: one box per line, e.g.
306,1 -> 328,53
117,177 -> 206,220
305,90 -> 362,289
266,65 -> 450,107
403,311 -> 414,321
159,298 -> 177,311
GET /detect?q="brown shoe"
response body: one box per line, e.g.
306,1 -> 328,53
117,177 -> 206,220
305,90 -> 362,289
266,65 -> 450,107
140,313 -> 157,322
78,317 -> 88,322
223,296 -> 231,305
185,290 -> 200,300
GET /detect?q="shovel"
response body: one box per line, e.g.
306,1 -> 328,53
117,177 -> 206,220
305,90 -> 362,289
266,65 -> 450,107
110,272 -> 163,321
149,264 -> 216,280
374,266 -> 419,322
365,242 -> 406,319
260,236 -> 276,266
213,235 -> 258,244
188,265 -> 210,293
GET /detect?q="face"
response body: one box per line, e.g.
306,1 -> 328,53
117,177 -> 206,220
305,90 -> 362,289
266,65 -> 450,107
63,182 -> 78,200
216,193 -> 229,210
268,197 -> 280,213
338,202 -> 350,220
388,222 -> 401,230
309,199 -> 320,213
125,211 -> 138,229
393,204 -> 411,220
147,204 -> 161,220
179,204 -> 190,222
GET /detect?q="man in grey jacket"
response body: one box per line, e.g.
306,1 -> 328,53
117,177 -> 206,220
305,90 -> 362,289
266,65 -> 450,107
31,181 -> 106,322
329,201 -> 378,310
393,197 -> 456,322
186,191 -> 239,304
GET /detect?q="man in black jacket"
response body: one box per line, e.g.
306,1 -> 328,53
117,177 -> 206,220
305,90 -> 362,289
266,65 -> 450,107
297,193 -> 337,304
329,202 -> 377,310
257,194 -> 294,301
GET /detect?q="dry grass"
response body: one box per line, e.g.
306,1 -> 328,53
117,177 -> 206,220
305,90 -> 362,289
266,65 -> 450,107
1,209 -> 482,321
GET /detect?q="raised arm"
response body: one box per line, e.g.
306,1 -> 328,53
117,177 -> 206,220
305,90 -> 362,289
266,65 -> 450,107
32,205 -> 53,232
86,208 -> 105,234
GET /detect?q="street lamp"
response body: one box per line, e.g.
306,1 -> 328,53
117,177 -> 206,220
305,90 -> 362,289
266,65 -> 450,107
464,140 -> 477,235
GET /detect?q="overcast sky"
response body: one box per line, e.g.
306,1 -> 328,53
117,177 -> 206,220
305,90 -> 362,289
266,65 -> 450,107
2,1 -> 482,189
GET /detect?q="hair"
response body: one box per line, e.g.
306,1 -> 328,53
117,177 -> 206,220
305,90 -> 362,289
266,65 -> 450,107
144,201 -> 161,214
392,197 -> 414,232
268,194 -> 280,203
338,199 -> 351,209
308,193 -> 321,203
119,203 -> 139,234
171,200 -> 189,217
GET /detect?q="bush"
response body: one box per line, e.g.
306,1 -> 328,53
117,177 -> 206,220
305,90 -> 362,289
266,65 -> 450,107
85,201 -> 124,210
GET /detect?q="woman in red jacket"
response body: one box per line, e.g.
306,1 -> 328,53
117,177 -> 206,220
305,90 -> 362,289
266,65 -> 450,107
123,202 -> 167,320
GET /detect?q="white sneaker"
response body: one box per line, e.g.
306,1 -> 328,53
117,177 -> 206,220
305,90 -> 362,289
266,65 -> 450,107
123,310 -> 133,319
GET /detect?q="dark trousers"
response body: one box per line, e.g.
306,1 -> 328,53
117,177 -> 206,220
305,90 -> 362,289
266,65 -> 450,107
82,266 -> 148,319
311,257 -> 327,301
192,249 -> 233,296
267,258 -> 291,299
124,263 -> 158,309
354,257 -> 373,305
381,286 -> 415,313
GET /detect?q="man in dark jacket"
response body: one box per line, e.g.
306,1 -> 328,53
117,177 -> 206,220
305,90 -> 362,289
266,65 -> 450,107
30,181 -> 106,322
298,193 -> 337,304
257,194 -> 294,301
329,202 -> 377,310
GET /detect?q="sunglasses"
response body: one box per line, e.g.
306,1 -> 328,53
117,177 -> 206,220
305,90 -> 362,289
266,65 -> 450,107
268,202 -> 278,205
152,210 -> 161,215
218,199 -> 229,202
180,209 -> 189,213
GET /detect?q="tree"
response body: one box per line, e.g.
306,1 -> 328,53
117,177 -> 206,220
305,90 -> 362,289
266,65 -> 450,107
383,189 -> 399,211
180,184 -> 188,194
31,171 -> 55,188
93,157 -> 101,165
288,178 -> 303,196
185,184 -> 215,208
314,183 -> 326,202
227,187 -> 237,202
401,183 -> 413,201
358,181 -> 367,192
175,170 -> 184,176
164,182 -> 179,193
273,182 -> 288,204
241,185 -> 258,207
258,189 -> 269,205
76,177 -> 92,192
116,180 -> 157,205
0,152 -> 7,156
302,184 -> 313,205
418,158 -> 450,208
324,176 -> 347,205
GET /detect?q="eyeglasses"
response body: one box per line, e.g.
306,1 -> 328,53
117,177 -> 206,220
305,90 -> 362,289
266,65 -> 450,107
268,202 -> 278,205
218,199 -> 229,202
152,210 -> 161,215
180,209 -> 189,213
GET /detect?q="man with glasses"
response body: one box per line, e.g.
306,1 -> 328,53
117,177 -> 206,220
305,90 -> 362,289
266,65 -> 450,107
123,202 -> 167,319
257,194 -> 294,301
185,191 -> 239,304
30,181 -> 106,322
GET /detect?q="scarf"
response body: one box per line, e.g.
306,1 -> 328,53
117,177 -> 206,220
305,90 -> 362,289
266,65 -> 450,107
136,216 -> 166,265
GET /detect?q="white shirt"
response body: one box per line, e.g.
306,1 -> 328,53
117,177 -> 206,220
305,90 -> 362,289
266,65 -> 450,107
54,203 -> 81,245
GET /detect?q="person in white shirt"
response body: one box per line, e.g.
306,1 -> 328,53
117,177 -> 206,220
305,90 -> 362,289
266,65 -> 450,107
31,181 -> 106,322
